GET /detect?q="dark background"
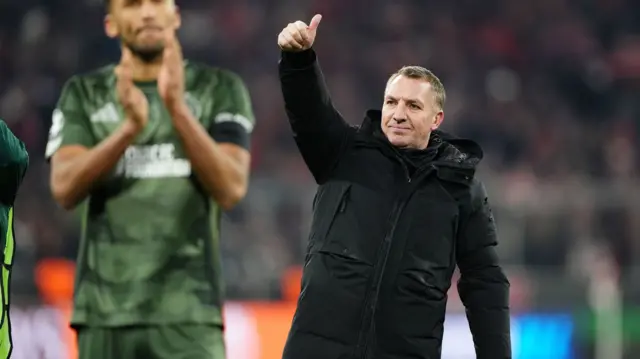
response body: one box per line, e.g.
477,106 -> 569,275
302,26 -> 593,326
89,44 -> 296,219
3,0 -> 640,357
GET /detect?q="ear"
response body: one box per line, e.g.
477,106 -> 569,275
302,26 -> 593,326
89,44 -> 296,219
430,111 -> 444,131
104,14 -> 119,38
173,5 -> 182,30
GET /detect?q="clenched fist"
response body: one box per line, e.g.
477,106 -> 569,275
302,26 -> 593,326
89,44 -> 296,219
278,14 -> 322,52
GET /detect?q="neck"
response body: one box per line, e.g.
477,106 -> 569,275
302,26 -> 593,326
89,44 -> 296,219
404,134 -> 430,150
419,134 -> 431,149
131,56 -> 162,82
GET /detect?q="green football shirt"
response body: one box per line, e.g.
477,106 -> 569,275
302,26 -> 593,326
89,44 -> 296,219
0,119 -> 29,358
45,62 -> 254,327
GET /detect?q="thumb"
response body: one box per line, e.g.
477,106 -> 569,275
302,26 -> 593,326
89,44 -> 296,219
308,14 -> 322,32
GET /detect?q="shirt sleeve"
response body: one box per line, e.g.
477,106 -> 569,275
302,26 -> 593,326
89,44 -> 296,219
45,77 -> 96,160
208,71 -> 254,150
0,120 -> 29,205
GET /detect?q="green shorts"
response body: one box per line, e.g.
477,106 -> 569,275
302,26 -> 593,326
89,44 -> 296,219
76,324 -> 226,359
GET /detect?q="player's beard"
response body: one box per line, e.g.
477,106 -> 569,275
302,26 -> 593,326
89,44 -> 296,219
123,40 -> 164,63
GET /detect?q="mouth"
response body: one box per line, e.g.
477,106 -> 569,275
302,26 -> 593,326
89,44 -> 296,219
137,26 -> 163,35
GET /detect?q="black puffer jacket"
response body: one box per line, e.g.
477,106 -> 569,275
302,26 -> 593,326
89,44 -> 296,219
279,49 -> 511,359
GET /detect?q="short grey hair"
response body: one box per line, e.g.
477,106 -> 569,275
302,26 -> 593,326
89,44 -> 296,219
388,66 -> 446,110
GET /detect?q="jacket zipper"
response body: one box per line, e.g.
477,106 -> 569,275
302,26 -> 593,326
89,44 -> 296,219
338,187 -> 350,213
403,163 -> 411,183
356,198 -> 405,358
355,164 -> 435,358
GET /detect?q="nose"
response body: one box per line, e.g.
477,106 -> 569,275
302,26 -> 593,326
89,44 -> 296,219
140,1 -> 158,19
392,103 -> 408,123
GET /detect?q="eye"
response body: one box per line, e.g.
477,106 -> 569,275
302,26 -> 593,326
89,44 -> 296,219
409,103 -> 420,109
385,99 -> 395,105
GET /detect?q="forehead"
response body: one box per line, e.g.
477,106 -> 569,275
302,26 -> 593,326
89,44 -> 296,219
384,76 -> 434,102
111,0 -> 174,9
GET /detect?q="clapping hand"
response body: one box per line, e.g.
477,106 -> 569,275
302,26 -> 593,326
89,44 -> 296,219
115,48 -> 148,131
158,31 -> 186,112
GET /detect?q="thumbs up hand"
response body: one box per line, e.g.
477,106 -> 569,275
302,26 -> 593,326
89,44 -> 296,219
278,14 -> 322,52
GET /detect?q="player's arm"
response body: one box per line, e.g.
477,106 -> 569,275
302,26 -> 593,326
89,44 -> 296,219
456,180 -> 511,359
47,77 -> 139,210
278,15 -> 354,184
0,120 -> 29,205
169,72 -> 252,211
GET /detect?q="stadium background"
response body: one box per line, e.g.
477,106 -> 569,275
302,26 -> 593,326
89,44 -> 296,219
2,0 -> 640,358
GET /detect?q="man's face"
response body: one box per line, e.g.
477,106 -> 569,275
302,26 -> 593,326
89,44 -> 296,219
381,76 -> 444,149
105,0 -> 180,62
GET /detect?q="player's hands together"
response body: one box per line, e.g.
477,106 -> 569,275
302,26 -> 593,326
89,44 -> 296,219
115,48 -> 148,131
158,31 -> 186,113
278,14 -> 322,52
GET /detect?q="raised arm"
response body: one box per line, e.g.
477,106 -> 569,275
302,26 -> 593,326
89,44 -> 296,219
0,120 -> 29,205
278,15 -> 353,183
456,180 -> 511,359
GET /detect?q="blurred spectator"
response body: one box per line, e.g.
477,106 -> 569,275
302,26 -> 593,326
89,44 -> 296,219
2,0 -> 640,303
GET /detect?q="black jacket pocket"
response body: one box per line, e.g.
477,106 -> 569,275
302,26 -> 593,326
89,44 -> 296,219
306,183 -> 352,257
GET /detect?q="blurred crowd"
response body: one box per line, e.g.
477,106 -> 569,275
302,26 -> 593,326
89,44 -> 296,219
2,0 -> 640,303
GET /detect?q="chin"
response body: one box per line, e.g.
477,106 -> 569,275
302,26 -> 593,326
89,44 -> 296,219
124,41 -> 164,62
387,135 -> 410,148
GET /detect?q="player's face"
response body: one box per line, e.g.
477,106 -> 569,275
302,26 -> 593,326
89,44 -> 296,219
105,0 -> 180,62
381,76 -> 443,149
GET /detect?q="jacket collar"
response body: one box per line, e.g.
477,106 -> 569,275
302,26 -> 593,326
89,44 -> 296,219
357,109 -> 484,169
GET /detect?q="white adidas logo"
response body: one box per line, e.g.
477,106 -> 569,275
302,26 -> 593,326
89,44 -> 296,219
90,103 -> 119,123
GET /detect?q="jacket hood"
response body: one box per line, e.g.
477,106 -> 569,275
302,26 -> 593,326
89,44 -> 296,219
359,109 -> 484,168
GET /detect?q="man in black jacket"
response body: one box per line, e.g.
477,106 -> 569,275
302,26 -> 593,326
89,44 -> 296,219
277,14 -> 511,359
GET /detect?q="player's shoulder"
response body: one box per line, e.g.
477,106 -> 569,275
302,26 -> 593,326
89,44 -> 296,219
184,61 -> 246,88
62,64 -> 117,92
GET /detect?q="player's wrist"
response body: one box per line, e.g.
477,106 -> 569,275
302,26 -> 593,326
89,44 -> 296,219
120,120 -> 143,138
166,100 -> 190,119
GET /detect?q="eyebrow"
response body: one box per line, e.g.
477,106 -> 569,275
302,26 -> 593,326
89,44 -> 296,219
385,95 -> 424,106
